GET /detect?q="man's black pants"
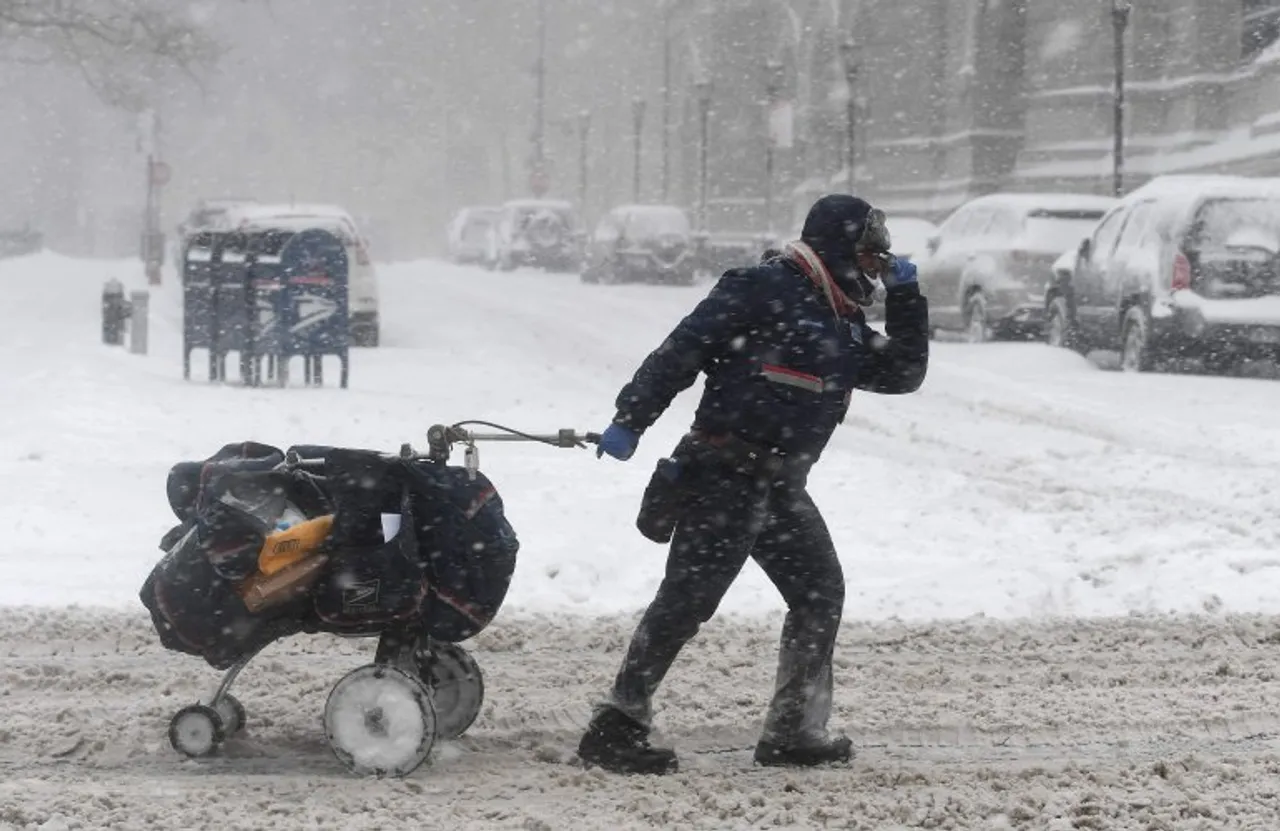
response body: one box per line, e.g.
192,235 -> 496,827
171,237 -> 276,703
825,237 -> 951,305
602,464 -> 845,746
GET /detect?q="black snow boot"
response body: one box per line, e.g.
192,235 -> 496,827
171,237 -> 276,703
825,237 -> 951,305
753,735 -> 854,767
577,707 -> 679,775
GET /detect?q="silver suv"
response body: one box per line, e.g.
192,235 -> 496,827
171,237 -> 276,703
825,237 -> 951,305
1046,175 -> 1280,373
918,193 -> 1116,341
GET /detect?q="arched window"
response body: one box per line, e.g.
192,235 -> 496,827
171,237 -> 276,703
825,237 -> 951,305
1243,0 -> 1280,60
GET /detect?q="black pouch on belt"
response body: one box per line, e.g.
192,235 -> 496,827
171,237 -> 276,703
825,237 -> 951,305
636,455 -> 689,544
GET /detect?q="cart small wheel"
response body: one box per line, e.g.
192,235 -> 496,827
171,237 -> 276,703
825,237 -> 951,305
169,704 -> 225,758
324,664 -> 436,778
420,642 -> 485,740
214,694 -> 247,735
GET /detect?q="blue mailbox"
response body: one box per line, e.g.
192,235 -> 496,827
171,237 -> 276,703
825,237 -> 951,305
182,227 -> 350,388
277,227 -> 350,388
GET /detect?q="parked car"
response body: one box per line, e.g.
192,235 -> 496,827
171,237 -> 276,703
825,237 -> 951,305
1045,175 -> 1280,373
174,197 -> 258,267
918,192 -> 1117,341
885,215 -> 939,261
224,203 -> 381,347
700,229 -> 775,274
490,199 -> 583,272
582,204 -> 697,285
446,206 -> 500,266
0,225 -> 41,258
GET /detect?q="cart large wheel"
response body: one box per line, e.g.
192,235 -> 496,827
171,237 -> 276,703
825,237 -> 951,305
324,664 -> 436,778
420,642 -> 485,740
214,693 -> 247,736
169,704 -> 225,758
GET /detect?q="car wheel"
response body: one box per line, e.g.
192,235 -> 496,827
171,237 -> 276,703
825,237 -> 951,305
1120,306 -> 1154,373
351,324 -> 379,348
964,293 -> 991,344
1045,296 -> 1087,355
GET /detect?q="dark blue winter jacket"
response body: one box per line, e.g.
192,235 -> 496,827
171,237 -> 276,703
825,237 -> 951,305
613,258 -> 929,471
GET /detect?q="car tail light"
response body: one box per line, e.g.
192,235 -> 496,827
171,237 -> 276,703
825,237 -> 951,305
1172,251 -> 1191,291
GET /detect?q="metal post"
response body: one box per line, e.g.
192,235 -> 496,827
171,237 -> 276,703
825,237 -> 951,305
102,279 -> 125,346
128,290 -> 149,355
764,59 -> 783,236
136,108 -> 166,284
533,0 -> 547,194
695,79 -> 713,231
500,129 -> 511,200
578,110 -> 591,213
143,153 -> 154,261
1111,1 -> 1132,198
632,97 -> 647,203
661,1 -> 672,202
839,37 -> 859,193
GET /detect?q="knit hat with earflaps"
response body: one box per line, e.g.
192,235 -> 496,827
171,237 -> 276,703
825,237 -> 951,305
799,194 -> 889,301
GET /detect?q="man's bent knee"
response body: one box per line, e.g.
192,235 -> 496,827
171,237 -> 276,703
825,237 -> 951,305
648,582 -> 724,641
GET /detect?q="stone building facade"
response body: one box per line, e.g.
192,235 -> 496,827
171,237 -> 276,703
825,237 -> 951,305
666,0 -> 1280,231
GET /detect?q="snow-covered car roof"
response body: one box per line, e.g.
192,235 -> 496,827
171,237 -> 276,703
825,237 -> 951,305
1109,175 -> 1280,239
222,203 -> 361,237
611,203 -> 688,217
456,205 -> 501,219
228,202 -> 355,222
885,216 -> 938,257
449,206 -> 501,231
611,204 -> 692,238
1121,174 -> 1280,206
503,199 -> 575,213
195,197 -> 257,210
960,192 -> 1119,215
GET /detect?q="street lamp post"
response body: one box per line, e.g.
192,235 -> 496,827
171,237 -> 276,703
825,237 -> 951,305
839,37 -> 859,194
532,0 -> 548,196
137,109 -> 166,286
1111,0 -> 1132,197
578,110 -> 591,213
763,58 -> 784,236
695,78 -> 713,231
661,1 -> 672,202
632,97 -> 647,203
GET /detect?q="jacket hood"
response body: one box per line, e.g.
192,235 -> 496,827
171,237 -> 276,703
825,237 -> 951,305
800,193 -> 875,298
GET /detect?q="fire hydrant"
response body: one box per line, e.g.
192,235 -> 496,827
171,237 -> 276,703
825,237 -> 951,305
102,279 -> 129,346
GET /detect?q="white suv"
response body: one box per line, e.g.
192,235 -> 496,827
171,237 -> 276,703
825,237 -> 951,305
226,203 -> 381,347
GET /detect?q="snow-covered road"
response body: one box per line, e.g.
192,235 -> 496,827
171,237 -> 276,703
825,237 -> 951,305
2,253 -> 1278,620
3,608 -> 1279,829
2,253 -> 1280,830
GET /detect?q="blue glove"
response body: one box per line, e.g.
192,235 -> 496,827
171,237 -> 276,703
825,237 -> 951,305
883,256 -> 917,289
597,424 -> 639,461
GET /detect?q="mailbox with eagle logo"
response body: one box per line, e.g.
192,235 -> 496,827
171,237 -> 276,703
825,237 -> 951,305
278,227 -> 350,387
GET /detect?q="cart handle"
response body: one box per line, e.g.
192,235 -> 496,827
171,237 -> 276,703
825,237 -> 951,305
279,422 -> 600,471
426,422 -> 600,462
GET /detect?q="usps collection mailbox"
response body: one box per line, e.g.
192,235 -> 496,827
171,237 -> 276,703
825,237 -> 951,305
182,227 -> 350,388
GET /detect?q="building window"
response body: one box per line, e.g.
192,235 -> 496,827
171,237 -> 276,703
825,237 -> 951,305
1243,0 -> 1280,60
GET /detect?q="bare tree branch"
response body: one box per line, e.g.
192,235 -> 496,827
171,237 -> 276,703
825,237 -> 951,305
0,0 -> 224,109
